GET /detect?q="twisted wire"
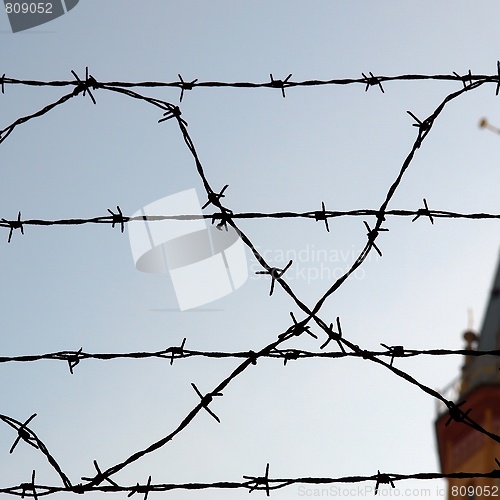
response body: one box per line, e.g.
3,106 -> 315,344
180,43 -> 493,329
1,67 -> 499,494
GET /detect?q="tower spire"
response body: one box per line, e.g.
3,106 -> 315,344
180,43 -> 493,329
435,249 -> 500,499
461,252 -> 500,396
467,308 -> 473,331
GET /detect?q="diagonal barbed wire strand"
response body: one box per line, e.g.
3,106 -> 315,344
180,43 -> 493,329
0,413 -> 72,489
0,90 -> 77,145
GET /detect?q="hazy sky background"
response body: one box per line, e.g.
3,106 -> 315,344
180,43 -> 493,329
2,2 -> 500,498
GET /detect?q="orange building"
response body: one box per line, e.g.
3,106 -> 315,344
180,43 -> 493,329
435,260 -> 500,499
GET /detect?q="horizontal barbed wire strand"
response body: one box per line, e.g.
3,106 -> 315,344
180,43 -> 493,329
2,68 -> 500,91
3,467 -> 500,497
0,346 -> 497,367
1,208 -> 500,238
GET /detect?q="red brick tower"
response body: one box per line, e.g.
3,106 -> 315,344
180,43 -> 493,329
435,259 -> 500,498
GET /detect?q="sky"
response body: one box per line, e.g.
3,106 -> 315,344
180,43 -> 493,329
2,1 -> 500,498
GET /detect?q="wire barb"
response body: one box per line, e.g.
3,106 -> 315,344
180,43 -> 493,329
191,383 -> 223,423
269,73 -> 292,98
247,350 -> 258,365
406,110 -> 433,148
2,211 -> 24,243
71,483 -> 86,494
282,349 -> 300,365
320,317 -> 345,353
1,73 -> 5,94
362,72 -> 384,93
71,67 -> 97,104
314,201 -> 330,232
375,470 -> 395,495
127,475 -> 152,499
453,69 -> 473,90
363,220 -> 388,257
444,400 -> 472,427
20,470 -> 38,500
202,185 -> 229,209
169,338 -> 186,365
411,198 -> 434,224
255,260 -> 293,296
9,414 -> 38,454
289,311 -> 317,339
68,347 -> 83,374
107,206 -> 126,233
380,343 -> 404,366
211,210 -> 233,231
158,105 -> 188,126
81,460 -> 119,487
243,463 -> 271,496
178,74 -> 198,102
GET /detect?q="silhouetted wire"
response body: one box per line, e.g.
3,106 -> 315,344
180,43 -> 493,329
1,69 -> 499,493
3,467 -> 500,497
3,68 -> 500,92
2,207 -> 500,241
0,90 -> 77,145
0,414 -> 71,488
1,346 -> 499,367
96,75 -> 500,486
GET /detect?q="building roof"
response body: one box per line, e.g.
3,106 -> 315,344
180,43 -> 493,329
460,252 -> 500,397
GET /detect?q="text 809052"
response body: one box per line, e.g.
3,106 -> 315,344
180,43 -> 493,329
5,3 -> 53,14
451,485 -> 499,497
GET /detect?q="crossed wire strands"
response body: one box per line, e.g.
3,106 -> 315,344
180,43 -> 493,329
1,67 -> 500,493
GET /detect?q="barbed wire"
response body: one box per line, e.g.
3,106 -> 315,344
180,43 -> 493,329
1,68 -> 499,495
0,344 -> 498,371
3,66 -> 500,95
2,205 -> 500,242
0,413 -> 71,489
2,463 -> 500,498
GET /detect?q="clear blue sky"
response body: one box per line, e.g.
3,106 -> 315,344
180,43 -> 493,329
2,1 -> 500,498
